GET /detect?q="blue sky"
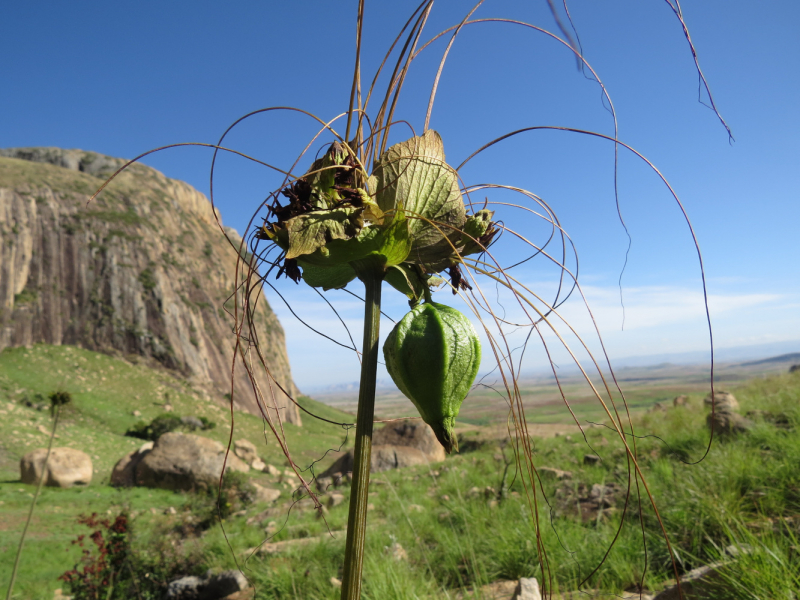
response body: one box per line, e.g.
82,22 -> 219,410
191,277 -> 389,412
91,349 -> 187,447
2,1 -> 798,389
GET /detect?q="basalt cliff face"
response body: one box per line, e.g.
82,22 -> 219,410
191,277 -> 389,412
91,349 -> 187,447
0,147 -> 301,424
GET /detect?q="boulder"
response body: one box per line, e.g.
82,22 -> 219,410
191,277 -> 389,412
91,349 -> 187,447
167,569 -> 248,600
707,410 -> 752,436
554,482 -> 623,523
537,467 -> 572,480
111,442 -> 154,487
322,445 -> 432,476
20,447 -> 92,488
135,432 -> 249,492
325,491 -> 345,507
321,421 -> 445,477
373,420 -> 446,463
652,562 -> 726,599
703,390 -> 739,411
583,454 -> 601,466
512,578 -> 541,600
251,457 -> 266,472
233,439 -> 258,465
251,483 -> 281,504
315,476 -> 333,492
180,416 -> 205,431
673,395 -> 688,407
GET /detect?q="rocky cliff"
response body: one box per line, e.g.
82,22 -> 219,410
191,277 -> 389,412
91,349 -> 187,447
0,147 -> 301,424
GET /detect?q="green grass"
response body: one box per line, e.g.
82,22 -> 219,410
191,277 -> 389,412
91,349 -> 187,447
2,345 -> 799,599
0,344 -> 356,599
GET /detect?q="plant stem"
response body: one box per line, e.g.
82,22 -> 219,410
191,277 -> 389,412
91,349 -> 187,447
341,272 -> 383,600
6,404 -> 61,600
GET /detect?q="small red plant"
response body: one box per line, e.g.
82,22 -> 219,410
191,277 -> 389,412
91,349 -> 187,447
59,513 -> 129,600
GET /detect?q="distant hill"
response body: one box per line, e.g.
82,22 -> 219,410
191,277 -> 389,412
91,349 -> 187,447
739,353 -> 800,367
0,147 -> 300,423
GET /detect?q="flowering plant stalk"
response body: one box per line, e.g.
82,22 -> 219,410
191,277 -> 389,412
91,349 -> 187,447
89,1 -> 730,597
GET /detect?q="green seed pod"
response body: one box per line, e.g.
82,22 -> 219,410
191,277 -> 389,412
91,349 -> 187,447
383,302 -> 481,453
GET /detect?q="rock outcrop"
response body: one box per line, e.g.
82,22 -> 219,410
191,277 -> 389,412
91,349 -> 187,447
512,578 -> 541,600
651,562 -> 727,599
0,147 -> 299,423
703,390 -> 739,412
110,441 -> 154,487
233,439 -> 259,465
20,447 -> 93,488
321,420 -> 445,476
166,569 -> 249,600
131,432 -> 250,491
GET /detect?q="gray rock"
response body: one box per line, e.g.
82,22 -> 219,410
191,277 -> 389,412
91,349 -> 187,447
315,476 -> 333,492
180,416 -> 205,431
321,420 -> 445,476
233,439 -> 258,465
0,147 -> 300,424
583,454 -> 601,466
135,432 -> 249,491
326,491 -> 346,507
703,390 -> 739,411
264,464 -> 281,476
652,562 -> 726,599
537,466 -> 573,480
673,395 -> 689,407
554,482 -> 622,523
167,569 -> 248,600
590,483 -> 618,508
512,577 -> 541,600
373,420 -> 446,462
252,483 -> 281,503
707,410 -> 752,436
20,447 -> 92,488
167,576 -> 204,599
111,441 -> 153,487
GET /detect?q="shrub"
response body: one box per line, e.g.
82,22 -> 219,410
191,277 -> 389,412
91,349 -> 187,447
212,470 -> 257,520
198,416 -> 216,430
60,511 -> 205,600
138,267 -> 157,290
125,413 -> 182,441
59,513 -> 130,600
125,413 -> 215,441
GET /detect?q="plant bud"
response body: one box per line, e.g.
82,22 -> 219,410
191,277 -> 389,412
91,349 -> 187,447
383,302 -> 481,453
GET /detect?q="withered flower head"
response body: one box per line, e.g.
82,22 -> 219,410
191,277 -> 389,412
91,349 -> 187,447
261,130 -> 496,302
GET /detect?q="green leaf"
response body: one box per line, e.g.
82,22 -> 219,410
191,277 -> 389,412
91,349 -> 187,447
376,206 -> 411,267
385,264 -> 423,302
284,207 -> 362,260
300,261 -> 356,290
372,130 -> 467,267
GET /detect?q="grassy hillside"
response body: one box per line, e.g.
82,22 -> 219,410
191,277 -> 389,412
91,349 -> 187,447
0,344 -> 354,599
2,344 -> 799,599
